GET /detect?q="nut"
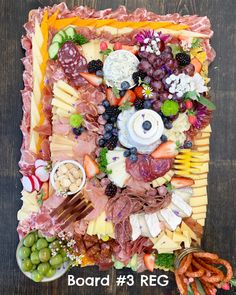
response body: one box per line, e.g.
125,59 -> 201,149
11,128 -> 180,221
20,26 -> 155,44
58,165 -> 68,174
76,178 -> 82,187
69,183 -> 78,192
65,163 -> 74,170
61,178 -> 71,188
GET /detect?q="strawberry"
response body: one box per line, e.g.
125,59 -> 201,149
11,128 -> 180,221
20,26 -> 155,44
122,45 -> 139,55
84,154 -> 100,179
144,254 -> 155,272
221,283 -> 230,291
113,42 -> 122,50
106,88 -> 120,106
171,177 -> 194,188
100,41 -> 108,51
151,141 -> 179,159
80,72 -> 103,87
188,114 -> 197,125
118,90 -> 136,106
37,182 -> 49,205
134,86 -> 144,99
185,100 -> 193,109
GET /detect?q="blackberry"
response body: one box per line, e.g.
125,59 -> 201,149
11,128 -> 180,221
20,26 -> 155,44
134,98 -> 144,110
88,59 -> 103,73
132,71 -> 146,84
175,53 -> 191,66
105,136 -> 118,150
105,183 -> 117,197
105,106 -> 121,122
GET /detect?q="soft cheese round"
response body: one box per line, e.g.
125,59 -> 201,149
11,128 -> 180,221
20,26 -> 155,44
103,50 -> 139,89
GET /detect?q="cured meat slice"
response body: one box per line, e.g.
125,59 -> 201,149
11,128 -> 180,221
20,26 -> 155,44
126,154 -> 173,182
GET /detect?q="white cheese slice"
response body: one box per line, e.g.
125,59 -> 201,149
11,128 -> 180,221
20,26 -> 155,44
172,187 -> 193,203
144,213 -> 161,238
107,160 -> 130,188
137,213 -> 152,237
53,86 -> 78,105
130,214 -> 142,241
171,194 -> 192,218
106,148 -> 126,165
159,208 -> 182,231
56,80 -> 78,98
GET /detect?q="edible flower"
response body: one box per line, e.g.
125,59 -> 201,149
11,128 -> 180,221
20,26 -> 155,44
161,100 -> 179,116
136,30 -> 162,56
142,84 -> 154,99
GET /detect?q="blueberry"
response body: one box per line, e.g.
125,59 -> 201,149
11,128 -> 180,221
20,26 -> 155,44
110,116 -> 117,123
129,154 -> 138,163
104,123 -> 113,132
72,128 -> 82,136
96,70 -> 104,77
102,113 -> 110,121
143,100 -> 152,109
184,141 -> 192,148
142,120 -> 152,131
112,128 -> 118,136
119,90 -> 126,97
98,138 -> 106,147
121,81 -> 130,90
123,150 -> 131,157
102,100 -> 110,108
164,120 -> 173,129
160,134 -> 168,142
79,126 -> 85,133
130,147 -> 137,154
104,132 -> 112,140
143,76 -> 151,84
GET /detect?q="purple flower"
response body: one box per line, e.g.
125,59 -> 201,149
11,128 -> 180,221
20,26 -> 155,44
135,30 -> 154,44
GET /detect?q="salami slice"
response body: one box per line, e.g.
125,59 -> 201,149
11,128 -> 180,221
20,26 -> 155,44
126,154 -> 173,182
58,41 -> 80,65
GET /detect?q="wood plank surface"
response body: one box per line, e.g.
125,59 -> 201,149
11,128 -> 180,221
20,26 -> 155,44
0,0 -> 235,294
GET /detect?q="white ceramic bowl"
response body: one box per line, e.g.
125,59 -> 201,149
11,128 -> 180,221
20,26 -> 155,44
50,160 -> 86,196
16,235 -> 70,282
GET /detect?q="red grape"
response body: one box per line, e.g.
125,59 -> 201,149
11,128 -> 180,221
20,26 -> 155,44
138,51 -> 149,59
152,100 -> 163,112
183,64 -> 195,76
159,91 -> 169,101
153,69 -> 165,80
154,57 -> 164,68
163,46 -> 172,54
147,53 -> 157,64
138,60 -> 152,72
151,80 -> 164,91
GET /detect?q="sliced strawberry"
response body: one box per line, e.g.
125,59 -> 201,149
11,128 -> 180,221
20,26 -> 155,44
106,88 -> 120,106
84,154 -> 100,179
151,141 -> 179,159
134,86 -> 144,99
80,72 -> 103,87
171,177 -> 194,188
118,90 -> 136,106
122,45 -> 139,55
144,254 -> 155,272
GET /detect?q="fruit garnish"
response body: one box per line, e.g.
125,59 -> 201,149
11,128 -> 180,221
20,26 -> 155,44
134,86 -> 144,98
87,59 -> 103,73
176,52 -> 191,66
132,70 -> 146,84
84,154 -> 100,179
188,113 -> 197,125
144,254 -> 155,272
134,98 -> 144,110
69,113 -> 83,128
151,140 -> 179,159
106,88 -> 120,106
170,176 -> 194,188
185,100 -> 193,110
37,182 -> 49,206
118,89 -> 136,106
191,57 -> 202,73
161,100 -> 179,116
100,41 -> 108,51
80,72 -> 103,86
105,182 -> 117,197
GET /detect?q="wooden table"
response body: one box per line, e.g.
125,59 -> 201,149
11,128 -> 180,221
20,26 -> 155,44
0,0 -> 235,294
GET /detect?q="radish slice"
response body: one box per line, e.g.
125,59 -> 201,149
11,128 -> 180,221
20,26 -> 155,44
35,159 -> 48,169
35,166 -> 49,182
21,176 -> 35,192
32,175 -> 42,191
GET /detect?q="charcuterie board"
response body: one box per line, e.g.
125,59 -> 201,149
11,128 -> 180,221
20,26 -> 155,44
16,2 -> 234,293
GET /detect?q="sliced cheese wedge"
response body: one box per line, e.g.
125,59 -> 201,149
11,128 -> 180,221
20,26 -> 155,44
190,195 -> 208,206
130,214 -> 141,241
56,80 -> 78,98
192,205 -> 207,214
144,213 -> 161,238
192,186 -> 207,196
171,194 -> 192,218
157,208 -> 182,231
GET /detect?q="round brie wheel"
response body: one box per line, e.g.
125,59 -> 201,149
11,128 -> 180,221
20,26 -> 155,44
103,50 -> 139,90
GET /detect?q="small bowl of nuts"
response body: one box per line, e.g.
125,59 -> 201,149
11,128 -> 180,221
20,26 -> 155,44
50,160 -> 86,195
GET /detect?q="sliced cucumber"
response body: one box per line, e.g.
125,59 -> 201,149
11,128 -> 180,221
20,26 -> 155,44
49,42 -> 61,60
64,27 -> 76,39
52,32 -> 64,44
58,30 -> 67,39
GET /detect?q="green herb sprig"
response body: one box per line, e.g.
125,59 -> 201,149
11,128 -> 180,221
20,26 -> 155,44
97,147 -> 112,175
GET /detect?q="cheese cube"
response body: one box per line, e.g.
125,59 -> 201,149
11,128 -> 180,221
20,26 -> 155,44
195,146 -> 210,152
194,138 -> 210,146
190,173 -> 208,180
165,229 -> 173,239
198,219 -> 205,226
53,87 -> 77,105
173,232 -> 185,243
182,230 -> 191,248
192,212 -> 206,219
190,196 -> 208,206
152,177 -> 166,187
192,179 -> 208,188
56,80 -> 78,97
87,220 -> 95,236
181,222 -> 198,241
192,186 -> 207,196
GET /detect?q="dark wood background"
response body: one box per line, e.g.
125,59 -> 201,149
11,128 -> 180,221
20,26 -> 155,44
0,0 -> 235,294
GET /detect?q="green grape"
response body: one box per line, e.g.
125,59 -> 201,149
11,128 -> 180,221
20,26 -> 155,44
21,258 -> 33,272
46,236 -> 56,243
39,248 -> 51,262
60,249 -> 67,258
23,233 -> 35,247
34,231 -> 38,241
49,240 -> 61,251
53,262 -> 63,269
31,270 -> 43,282
30,251 -> 40,265
36,238 -> 48,251
19,246 -> 31,260
38,231 -> 44,238
31,243 -> 37,252
31,264 -> 37,271
49,254 -> 63,266
37,262 -> 50,275
45,267 -> 56,278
